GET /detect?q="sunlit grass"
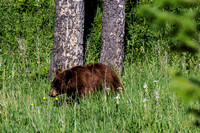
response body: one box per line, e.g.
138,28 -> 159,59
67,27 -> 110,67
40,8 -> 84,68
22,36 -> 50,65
1,51 -> 200,132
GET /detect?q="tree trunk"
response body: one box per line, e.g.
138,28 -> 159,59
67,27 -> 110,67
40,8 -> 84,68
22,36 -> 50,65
100,0 -> 126,74
48,0 -> 84,80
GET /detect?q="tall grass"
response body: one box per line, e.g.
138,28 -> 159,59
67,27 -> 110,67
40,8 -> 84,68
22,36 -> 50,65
1,48 -> 200,132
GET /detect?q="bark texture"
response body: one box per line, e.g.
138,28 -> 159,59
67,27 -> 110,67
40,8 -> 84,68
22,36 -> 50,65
100,0 -> 126,74
48,0 -> 84,80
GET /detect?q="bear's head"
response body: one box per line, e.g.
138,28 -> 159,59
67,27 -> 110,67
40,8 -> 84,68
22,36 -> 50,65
49,69 -> 72,97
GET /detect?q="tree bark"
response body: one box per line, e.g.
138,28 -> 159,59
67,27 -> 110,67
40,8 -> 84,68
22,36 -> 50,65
48,0 -> 84,80
100,0 -> 126,74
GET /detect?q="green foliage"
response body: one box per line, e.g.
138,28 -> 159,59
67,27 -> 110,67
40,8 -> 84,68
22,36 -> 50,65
125,0 -> 170,62
170,72 -> 200,102
0,46 -> 2,89
169,71 -> 200,127
137,0 -> 200,127
137,0 -> 200,53
0,0 -> 55,80
84,6 -> 102,63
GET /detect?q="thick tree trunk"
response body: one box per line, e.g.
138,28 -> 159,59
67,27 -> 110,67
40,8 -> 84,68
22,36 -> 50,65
100,0 -> 126,74
48,0 -> 84,80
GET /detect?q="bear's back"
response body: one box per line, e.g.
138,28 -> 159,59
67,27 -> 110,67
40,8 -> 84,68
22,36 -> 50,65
67,63 -> 123,94
83,63 -> 123,91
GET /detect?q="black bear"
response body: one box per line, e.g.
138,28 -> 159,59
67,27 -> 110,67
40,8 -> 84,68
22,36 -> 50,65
49,63 -> 124,97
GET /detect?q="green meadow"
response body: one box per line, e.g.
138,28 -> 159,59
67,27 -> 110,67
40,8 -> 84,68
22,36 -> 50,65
1,52 -> 200,132
1,0 -> 200,132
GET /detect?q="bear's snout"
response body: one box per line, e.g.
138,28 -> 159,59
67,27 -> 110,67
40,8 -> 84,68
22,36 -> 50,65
49,92 -> 54,97
49,88 -> 58,97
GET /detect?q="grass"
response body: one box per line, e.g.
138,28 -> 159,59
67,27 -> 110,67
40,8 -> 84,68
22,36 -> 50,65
1,50 -> 200,132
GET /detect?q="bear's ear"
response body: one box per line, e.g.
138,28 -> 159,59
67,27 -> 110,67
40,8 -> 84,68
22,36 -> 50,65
56,69 -> 62,75
64,71 -> 73,84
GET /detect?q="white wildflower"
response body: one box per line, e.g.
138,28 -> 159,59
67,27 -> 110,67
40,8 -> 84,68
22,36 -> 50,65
143,82 -> 148,89
115,94 -> 120,104
155,91 -> 158,95
105,88 -> 110,91
115,94 -> 120,99
105,87 -> 110,95
117,87 -> 123,90
59,119 -> 64,124
154,80 -> 159,83
143,98 -> 148,103
104,95 -> 107,102
155,91 -> 159,99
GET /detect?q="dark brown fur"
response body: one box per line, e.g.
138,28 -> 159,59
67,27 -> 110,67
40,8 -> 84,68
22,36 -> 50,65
49,63 -> 124,97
